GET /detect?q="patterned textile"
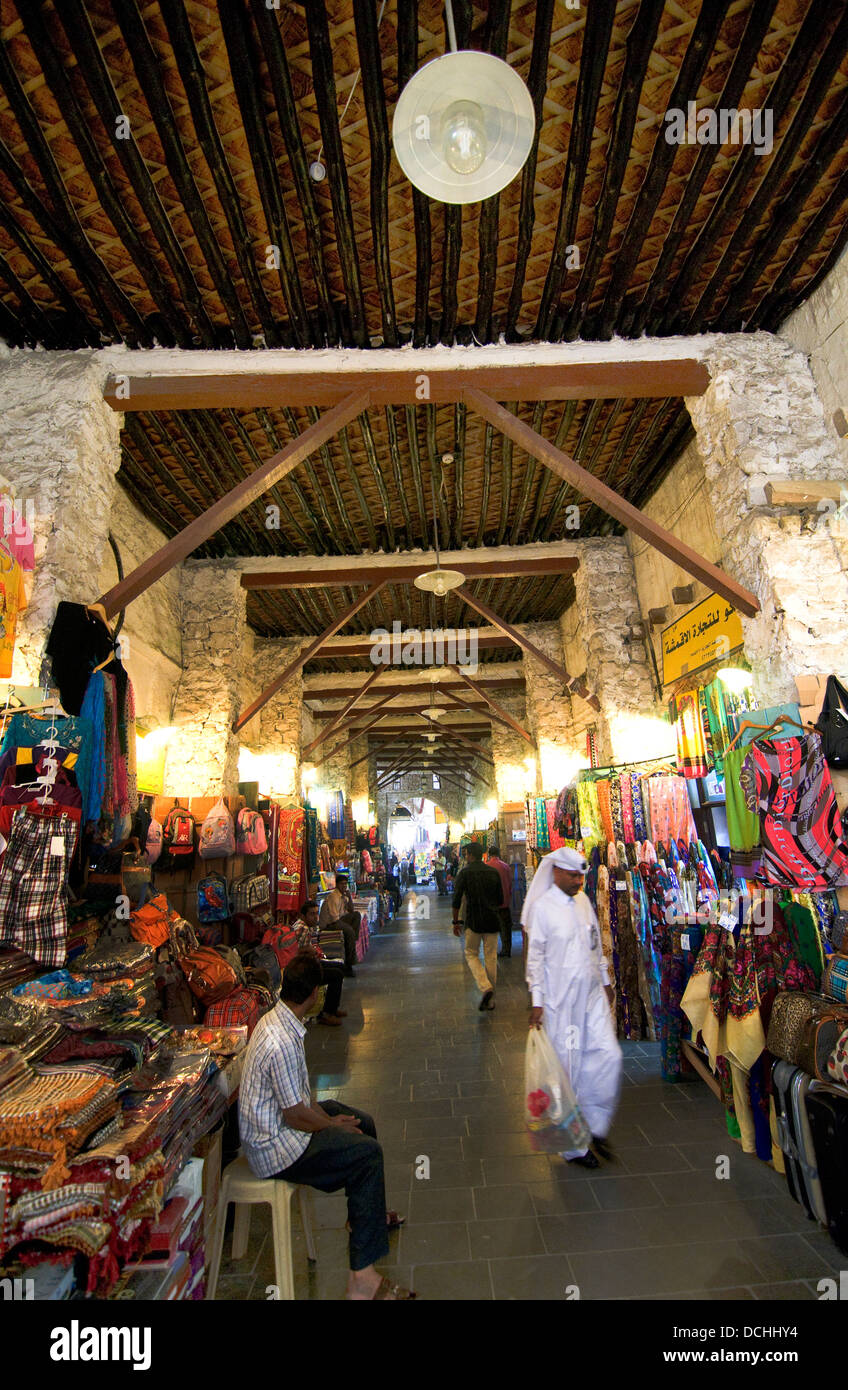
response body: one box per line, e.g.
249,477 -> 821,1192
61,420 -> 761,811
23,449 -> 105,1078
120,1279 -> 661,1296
642,776 -> 697,847
533,796 -> 549,850
675,690 -> 709,778
629,774 -> 647,841
0,1069 -> 119,1188
275,808 -> 306,911
554,784 -> 579,840
239,1002 -> 311,1175
704,679 -> 734,777
545,799 -> 567,851
609,777 -> 625,843
596,780 -> 615,843
204,987 -> 263,1036
304,805 -> 319,882
607,844 -> 643,1040
0,712 -> 94,828
619,774 -> 635,843
576,780 -> 605,852
79,671 -> 106,824
0,807 -> 78,966
327,791 -> 345,840
743,732 -> 848,889
723,746 -> 761,877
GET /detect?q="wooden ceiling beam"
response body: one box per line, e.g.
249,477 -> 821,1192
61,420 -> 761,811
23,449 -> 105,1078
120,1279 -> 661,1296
302,668 -> 382,757
447,664 -> 535,746
302,631 -> 515,659
102,360 -> 710,412
313,708 -> 395,771
240,549 -> 579,589
98,391 -> 367,617
233,580 -> 385,733
464,389 -> 760,618
305,678 -> 522,701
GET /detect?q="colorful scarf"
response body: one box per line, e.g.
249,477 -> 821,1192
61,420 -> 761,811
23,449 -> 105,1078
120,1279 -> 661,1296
596,780 -> 615,843
275,808 -> 306,911
534,796 -> 550,851
704,679 -> 733,777
609,777 -> 625,843
618,774 -> 635,843
676,689 -> 709,778
576,780 -> 605,852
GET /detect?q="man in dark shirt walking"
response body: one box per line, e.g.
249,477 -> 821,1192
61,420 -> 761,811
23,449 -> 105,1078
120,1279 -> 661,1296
451,842 -> 503,1011
486,844 -> 513,958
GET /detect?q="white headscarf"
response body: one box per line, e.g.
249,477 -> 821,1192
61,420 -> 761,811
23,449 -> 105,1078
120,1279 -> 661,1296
520,846 -> 588,932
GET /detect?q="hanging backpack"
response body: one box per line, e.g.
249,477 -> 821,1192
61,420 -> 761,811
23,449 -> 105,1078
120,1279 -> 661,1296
197,873 -> 230,924
162,806 -> 196,870
145,818 -> 163,866
816,675 -> 848,769
199,797 -> 236,859
236,807 -> 268,857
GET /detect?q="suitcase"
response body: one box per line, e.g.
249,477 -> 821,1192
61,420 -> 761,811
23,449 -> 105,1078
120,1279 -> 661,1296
771,1059 -> 826,1224
806,1080 -> 848,1255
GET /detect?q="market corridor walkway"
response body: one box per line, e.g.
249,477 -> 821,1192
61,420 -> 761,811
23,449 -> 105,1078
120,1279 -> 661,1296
219,886 -> 841,1301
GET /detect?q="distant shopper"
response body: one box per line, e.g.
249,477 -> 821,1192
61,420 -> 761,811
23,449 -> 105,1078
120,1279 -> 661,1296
486,844 -> 513,958
318,873 -> 361,977
240,953 -> 416,1300
524,846 -> 623,1169
451,842 -> 503,1011
434,847 -> 447,896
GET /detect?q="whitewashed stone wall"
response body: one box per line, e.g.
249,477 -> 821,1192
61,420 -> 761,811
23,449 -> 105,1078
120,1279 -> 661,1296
241,634 -> 303,803
780,242 -> 848,467
490,693 -> 536,805
0,351 -> 122,683
96,485 -> 182,726
687,333 -> 848,699
163,566 -> 247,796
518,621 -> 584,792
377,773 -> 467,831
571,539 -> 671,764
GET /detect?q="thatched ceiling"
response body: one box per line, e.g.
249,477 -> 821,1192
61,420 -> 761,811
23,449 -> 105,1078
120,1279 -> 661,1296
0,0 -> 845,634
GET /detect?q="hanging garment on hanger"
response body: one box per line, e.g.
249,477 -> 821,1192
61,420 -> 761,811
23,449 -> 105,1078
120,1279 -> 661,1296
0,804 -> 79,965
743,732 -> 848,889
723,745 -> 761,879
0,711 -> 95,824
0,549 -> 26,680
0,495 -> 35,570
675,689 -> 709,778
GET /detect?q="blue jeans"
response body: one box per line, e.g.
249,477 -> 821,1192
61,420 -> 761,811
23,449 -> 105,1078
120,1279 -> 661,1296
272,1102 -> 389,1271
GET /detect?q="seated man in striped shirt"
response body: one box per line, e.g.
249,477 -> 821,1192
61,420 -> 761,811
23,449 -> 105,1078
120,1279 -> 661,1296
239,952 -> 416,1301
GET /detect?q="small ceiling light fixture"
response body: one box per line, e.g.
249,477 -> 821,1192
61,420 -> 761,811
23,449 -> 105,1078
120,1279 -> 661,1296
309,159 -> 326,182
415,436 -> 464,596
392,0 -> 535,205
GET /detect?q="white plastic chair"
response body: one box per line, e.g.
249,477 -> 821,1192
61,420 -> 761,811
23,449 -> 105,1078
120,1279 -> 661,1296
206,1155 -> 317,1301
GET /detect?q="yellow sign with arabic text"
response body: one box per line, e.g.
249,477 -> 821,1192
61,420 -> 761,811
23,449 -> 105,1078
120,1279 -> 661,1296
661,594 -> 744,687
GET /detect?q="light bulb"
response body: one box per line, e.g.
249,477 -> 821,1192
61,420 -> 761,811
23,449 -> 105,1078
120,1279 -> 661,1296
433,575 -> 447,596
442,101 -> 487,175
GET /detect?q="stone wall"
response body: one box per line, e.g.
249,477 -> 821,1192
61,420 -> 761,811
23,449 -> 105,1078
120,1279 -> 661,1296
686,333 -> 848,698
96,485 -> 182,726
780,242 -> 848,467
0,352 -> 122,683
240,635 -> 303,803
163,566 -> 247,797
377,774 -> 467,832
518,621 -> 585,792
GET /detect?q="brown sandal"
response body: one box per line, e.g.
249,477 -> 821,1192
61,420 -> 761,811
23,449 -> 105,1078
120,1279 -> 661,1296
373,1275 -> 418,1300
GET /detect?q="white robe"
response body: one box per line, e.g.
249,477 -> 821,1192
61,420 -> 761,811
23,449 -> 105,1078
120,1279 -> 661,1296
526,886 -> 623,1155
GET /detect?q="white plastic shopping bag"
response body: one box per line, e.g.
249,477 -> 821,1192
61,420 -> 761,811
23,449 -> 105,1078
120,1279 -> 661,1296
524,1026 -> 591,1154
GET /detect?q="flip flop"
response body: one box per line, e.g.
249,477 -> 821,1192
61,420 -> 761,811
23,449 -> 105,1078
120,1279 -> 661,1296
373,1275 -> 417,1300
386,1210 -> 405,1230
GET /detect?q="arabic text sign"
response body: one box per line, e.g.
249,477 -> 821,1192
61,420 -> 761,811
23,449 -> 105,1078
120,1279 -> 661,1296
661,594 -> 744,686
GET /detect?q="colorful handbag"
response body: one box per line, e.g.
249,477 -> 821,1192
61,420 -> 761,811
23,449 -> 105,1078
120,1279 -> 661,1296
129,894 -> 173,949
822,956 -> 848,1004
178,947 -> 238,1006
827,1026 -> 848,1084
766,991 -> 848,1066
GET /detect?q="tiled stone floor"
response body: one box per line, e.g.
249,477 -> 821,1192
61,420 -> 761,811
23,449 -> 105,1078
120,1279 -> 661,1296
216,885 -> 843,1301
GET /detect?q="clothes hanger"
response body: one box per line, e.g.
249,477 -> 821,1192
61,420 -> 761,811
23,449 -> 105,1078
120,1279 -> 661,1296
727,713 -> 812,751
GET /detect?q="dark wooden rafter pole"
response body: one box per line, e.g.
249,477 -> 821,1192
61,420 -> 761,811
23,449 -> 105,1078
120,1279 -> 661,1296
234,580 -> 386,734
473,0 -> 512,342
660,2 -> 836,332
159,0 -> 280,344
404,406 -> 431,545
384,406 -> 415,542
168,411 -> 269,557
627,0 -> 777,338
506,0 -> 555,337
598,0 -> 730,338
0,206 -> 89,346
99,392 -> 368,617
454,401 -> 466,544
252,1 -> 335,338
396,0 -> 431,345
508,402 -> 542,543
425,405 -> 451,548
536,0 -> 617,338
751,172 -> 848,330
528,402 -> 574,538
304,0 -> 369,346
305,407 -> 360,551
447,665 -> 535,744
563,0 -> 665,341
254,409 -> 327,552
358,413 -> 396,548
302,669 -> 382,756
476,422 -> 495,546
111,0 -> 252,346
464,389 -> 760,618
352,0 -> 398,346
337,424 -> 379,549
714,93 -> 848,329
762,215 -> 848,331
375,748 -> 418,786
497,405 -> 516,543
226,409 -> 314,551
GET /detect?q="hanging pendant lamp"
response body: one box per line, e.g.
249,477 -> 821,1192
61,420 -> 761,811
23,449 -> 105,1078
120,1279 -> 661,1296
392,1 -> 535,205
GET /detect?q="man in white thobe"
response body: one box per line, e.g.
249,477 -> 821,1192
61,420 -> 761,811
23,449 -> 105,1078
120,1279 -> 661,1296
525,846 -> 623,1168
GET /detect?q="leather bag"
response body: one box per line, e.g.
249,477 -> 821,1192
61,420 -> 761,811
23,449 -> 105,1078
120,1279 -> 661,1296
823,956 -> 848,1005
766,990 -> 848,1067
178,946 -> 238,1006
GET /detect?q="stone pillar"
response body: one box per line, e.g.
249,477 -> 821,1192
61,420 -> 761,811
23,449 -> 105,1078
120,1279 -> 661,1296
0,352 -> 122,682
245,636 -> 303,804
687,333 -> 848,701
490,693 -> 536,806
349,736 -> 371,828
572,538 -> 671,764
519,621 -> 583,793
163,565 -> 247,797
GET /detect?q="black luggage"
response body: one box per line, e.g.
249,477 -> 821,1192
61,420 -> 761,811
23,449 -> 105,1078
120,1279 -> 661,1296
806,1079 -> 848,1254
771,1059 -> 825,1223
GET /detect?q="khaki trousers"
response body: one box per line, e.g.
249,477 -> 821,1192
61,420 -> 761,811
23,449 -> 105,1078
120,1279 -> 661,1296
464,930 -> 498,994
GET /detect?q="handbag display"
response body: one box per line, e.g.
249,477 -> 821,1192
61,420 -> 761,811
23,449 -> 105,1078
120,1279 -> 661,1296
178,946 -> 238,1006
129,893 -> 174,949
822,956 -> 848,1004
766,990 -> 848,1067
815,674 -> 848,768
230,873 -> 271,914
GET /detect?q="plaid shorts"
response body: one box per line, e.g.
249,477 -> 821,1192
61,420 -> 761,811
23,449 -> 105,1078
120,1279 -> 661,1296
0,807 -> 78,967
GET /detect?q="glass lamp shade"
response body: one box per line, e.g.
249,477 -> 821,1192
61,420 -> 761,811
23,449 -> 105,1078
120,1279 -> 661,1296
413,568 -> 465,596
